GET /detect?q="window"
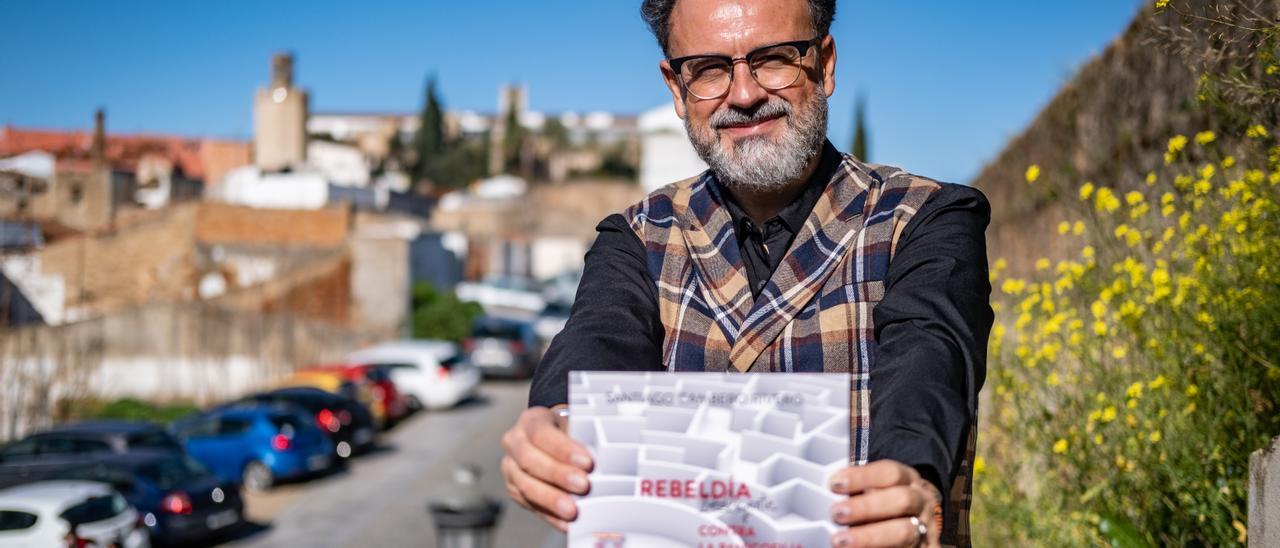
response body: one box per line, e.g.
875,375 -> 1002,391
0,439 -> 39,461
59,494 -> 126,526
217,418 -> 253,436
0,510 -> 38,531
138,456 -> 208,490
127,431 -> 181,451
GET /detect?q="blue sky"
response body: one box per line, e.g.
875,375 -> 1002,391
0,1 -> 1143,183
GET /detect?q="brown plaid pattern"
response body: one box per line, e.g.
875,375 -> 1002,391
623,153 -> 974,546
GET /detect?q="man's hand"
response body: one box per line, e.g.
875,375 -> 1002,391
828,460 -> 941,547
500,406 -> 593,532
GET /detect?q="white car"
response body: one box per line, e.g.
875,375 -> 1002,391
0,480 -> 149,547
346,340 -> 481,411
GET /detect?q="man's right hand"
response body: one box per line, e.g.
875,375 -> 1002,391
500,406 -> 593,532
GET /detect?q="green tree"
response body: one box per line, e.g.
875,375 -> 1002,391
410,281 -> 482,342
412,76 -> 446,185
851,92 -> 870,162
502,103 -> 526,174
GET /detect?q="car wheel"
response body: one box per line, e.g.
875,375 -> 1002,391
406,395 -> 423,412
242,460 -> 274,492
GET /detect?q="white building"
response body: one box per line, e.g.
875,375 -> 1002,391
638,104 -> 708,192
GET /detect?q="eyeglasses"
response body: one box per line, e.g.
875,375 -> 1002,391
669,36 -> 823,100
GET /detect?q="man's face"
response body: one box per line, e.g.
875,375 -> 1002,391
660,0 -> 837,192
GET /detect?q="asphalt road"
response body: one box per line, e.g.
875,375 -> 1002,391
222,380 -> 563,548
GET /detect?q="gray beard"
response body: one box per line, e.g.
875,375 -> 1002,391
684,91 -> 829,194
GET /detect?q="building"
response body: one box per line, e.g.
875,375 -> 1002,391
638,103 -> 708,192
254,52 -> 309,171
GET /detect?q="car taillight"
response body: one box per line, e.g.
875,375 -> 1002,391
271,433 -> 291,451
161,492 -> 192,515
338,409 -> 352,425
317,409 -> 340,432
510,340 -> 526,354
436,364 -> 451,379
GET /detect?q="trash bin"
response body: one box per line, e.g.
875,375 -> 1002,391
427,464 -> 503,548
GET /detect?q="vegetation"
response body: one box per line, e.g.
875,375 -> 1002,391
409,281 -> 483,342
410,76 -> 489,190
974,3 -> 1279,545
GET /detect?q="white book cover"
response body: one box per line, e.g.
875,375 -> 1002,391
567,371 -> 850,548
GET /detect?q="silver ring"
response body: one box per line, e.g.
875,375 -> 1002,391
909,516 -> 927,546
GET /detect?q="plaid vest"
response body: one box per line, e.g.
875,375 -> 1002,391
622,154 -> 975,547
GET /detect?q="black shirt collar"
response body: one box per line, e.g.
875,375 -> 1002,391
718,139 -> 842,235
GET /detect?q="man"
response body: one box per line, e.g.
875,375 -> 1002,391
500,1 -> 993,546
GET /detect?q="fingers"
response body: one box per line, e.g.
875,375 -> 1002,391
501,453 -> 579,522
520,407 -> 594,471
829,460 -> 919,495
829,484 -> 930,526
500,407 -> 595,529
830,516 -> 927,548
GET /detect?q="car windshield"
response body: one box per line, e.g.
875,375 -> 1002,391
473,322 -> 521,339
127,431 -> 181,451
58,493 -> 126,525
138,456 -> 208,490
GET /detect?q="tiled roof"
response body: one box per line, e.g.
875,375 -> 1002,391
0,126 -> 248,182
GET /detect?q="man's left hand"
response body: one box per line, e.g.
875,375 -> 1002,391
828,459 -> 941,547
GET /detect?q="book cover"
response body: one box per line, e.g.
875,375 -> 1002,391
567,371 -> 850,548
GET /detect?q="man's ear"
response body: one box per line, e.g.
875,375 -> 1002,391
660,60 -> 687,119
820,35 -> 837,97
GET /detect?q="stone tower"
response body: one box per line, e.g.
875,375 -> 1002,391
253,52 -> 309,171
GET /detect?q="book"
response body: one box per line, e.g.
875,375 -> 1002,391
567,371 -> 850,548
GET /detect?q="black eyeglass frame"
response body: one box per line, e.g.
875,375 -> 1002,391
668,36 -> 825,99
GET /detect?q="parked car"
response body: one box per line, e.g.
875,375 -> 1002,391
171,405 -> 333,491
346,340 -> 481,410
232,388 -> 376,459
464,316 -> 541,378
0,421 -> 182,464
341,364 -> 409,427
533,300 -> 573,353
7,451 -> 243,545
455,275 -> 547,313
0,480 -> 148,548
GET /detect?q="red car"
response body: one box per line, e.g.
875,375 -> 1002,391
336,363 -> 409,429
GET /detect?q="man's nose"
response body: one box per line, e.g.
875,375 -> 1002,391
724,59 -> 768,109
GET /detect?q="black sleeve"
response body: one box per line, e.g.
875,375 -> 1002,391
867,183 -> 994,505
527,214 -> 666,408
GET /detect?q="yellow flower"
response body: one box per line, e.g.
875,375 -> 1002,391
1094,187 -> 1120,213
993,258 -> 1007,271
1053,439 -> 1068,454
1072,221 -> 1085,236
1082,245 -> 1095,260
1167,134 -> 1188,153
1199,163 -> 1215,180
1047,372 -> 1060,386
1155,0 -> 1169,7
1094,434 -> 1104,445
1234,520 -> 1247,543
1124,191 -> 1144,206
1126,382 -> 1143,399
1093,321 -> 1107,336
1145,172 -> 1157,186
1194,130 -> 1215,146
1222,155 -> 1235,168
1079,182 -> 1095,201
973,456 -> 986,474
1101,406 -> 1117,422
1025,164 -> 1041,184
1246,124 -> 1269,139
1185,384 -> 1199,397
1113,346 -> 1128,359
1057,221 -> 1070,235
1035,258 -> 1051,271
1149,431 -> 1162,443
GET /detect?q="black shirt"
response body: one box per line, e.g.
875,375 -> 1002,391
528,154 -> 994,505
723,141 -> 841,299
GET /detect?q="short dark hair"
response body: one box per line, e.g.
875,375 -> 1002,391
640,0 -> 837,56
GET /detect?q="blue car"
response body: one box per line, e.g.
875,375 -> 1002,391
171,405 -> 333,491
7,450 -> 246,545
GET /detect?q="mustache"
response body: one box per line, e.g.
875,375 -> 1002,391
708,100 -> 792,130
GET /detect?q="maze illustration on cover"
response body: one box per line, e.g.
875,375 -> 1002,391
567,371 -> 850,548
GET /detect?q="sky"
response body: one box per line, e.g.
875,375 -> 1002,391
0,1 -> 1144,183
